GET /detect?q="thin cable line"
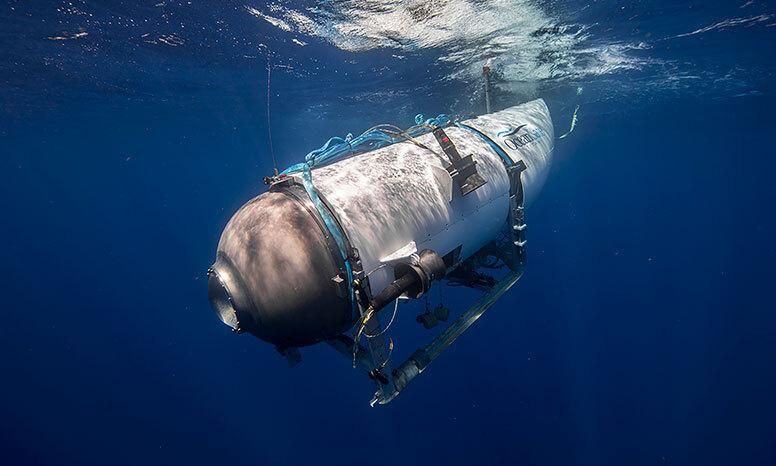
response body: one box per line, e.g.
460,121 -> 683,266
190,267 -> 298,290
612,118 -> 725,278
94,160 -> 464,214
266,59 -> 278,175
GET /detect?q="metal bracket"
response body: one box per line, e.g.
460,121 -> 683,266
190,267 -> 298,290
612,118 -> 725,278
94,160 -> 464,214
386,270 -> 523,404
326,316 -> 397,405
432,127 -> 487,196
507,160 -> 528,272
345,276 -> 397,405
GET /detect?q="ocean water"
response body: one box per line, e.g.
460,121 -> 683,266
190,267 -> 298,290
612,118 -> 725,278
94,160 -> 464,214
2,1 -> 776,465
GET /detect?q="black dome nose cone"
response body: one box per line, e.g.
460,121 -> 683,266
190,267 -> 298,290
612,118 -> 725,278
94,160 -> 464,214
210,187 -> 354,347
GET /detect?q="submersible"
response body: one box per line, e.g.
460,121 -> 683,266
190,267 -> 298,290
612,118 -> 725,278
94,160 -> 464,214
208,99 -> 554,404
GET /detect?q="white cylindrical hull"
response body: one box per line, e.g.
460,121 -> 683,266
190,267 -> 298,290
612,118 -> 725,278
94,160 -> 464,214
301,99 -> 555,293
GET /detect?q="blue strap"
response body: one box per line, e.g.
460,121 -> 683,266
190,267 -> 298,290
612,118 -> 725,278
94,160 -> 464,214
456,123 -> 514,168
300,165 -> 356,315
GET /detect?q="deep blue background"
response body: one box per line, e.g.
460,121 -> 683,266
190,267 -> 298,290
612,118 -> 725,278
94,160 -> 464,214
2,1 -> 776,465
